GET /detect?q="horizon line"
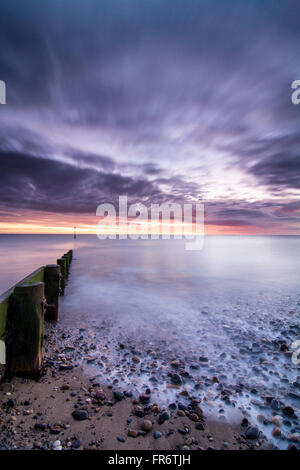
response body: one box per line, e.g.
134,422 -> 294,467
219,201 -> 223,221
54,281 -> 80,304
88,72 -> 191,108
0,232 -> 299,237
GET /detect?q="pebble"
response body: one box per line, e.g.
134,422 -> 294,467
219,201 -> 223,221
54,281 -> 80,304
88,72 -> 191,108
158,411 -> 170,423
287,443 -> 298,451
152,405 -> 159,414
72,439 -> 82,449
178,428 -> 187,435
271,416 -> 282,427
59,364 -> 74,371
195,422 -> 205,431
34,423 -> 47,431
113,391 -> 124,401
134,406 -> 145,417
257,414 -> 265,423
142,419 -> 153,432
154,431 -> 162,439
199,356 -> 208,363
245,426 -> 260,440
168,403 -> 177,410
189,413 -> 199,422
52,440 -> 61,450
170,360 -> 180,368
139,394 -> 151,403
270,399 -> 281,411
6,399 -> 16,408
283,406 -> 295,417
178,403 -> 187,411
117,436 -> 126,443
60,384 -> 70,391
195,405 -> 204,418
272,427 -> 281,437
289,434 -> 299,443
72,410 -> 89,421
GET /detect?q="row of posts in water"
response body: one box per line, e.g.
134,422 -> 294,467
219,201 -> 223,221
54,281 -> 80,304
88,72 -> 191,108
4,250 -> 73,380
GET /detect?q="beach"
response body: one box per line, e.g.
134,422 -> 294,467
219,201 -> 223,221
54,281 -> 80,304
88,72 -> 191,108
0,235 -> 299,451
0,321 -> 273,451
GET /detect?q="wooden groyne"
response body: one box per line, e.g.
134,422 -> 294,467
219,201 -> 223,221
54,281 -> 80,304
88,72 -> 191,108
0,250 -> 73,381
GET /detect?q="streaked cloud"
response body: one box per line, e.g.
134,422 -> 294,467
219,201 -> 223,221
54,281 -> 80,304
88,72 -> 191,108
0,0 -> 299,233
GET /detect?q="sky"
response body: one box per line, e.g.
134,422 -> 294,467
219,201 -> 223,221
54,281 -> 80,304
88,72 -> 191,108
0,0 -> 299,234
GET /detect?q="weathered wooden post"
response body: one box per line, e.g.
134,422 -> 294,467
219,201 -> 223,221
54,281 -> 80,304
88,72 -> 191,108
57,258 -> 67,294
63,250 -> 73,272
66,252 -> 71,267
62,254 -> 70,274
44,264 -> 60,322
6,281 -> 44,380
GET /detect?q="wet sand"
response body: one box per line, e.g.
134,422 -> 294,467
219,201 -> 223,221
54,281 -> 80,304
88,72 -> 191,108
0,322 -> 276,451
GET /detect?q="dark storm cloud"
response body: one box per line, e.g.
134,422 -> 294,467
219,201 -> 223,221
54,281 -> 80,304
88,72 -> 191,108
0,151 -> 164,214
219,132 -> 300,190
0,0 -> 299,231
249,153 -> 300,189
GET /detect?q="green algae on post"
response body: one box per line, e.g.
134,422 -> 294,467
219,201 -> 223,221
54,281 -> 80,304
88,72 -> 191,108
6,281 -> 44,380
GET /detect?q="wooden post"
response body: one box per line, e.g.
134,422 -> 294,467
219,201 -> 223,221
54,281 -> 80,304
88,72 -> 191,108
44,264 -> 60,322
57,258 -> 67,294
62,254 -> 70,274
65,250 -> 73,266
6,281 -> 44,380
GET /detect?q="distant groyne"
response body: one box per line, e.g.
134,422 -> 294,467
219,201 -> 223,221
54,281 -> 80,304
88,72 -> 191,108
0,250 -> 73,382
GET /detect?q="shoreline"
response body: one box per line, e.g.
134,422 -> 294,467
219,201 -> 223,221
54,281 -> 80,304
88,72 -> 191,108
0,322 -> 273,451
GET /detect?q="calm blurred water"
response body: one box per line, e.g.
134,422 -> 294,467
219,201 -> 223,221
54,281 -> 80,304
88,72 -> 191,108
0,234 -> 299,297
0,234 -> 76,293
57,235 -> 300,355
1,234 -> 299,348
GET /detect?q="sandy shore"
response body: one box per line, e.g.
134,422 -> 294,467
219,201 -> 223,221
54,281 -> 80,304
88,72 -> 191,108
0,322 -> 276,451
